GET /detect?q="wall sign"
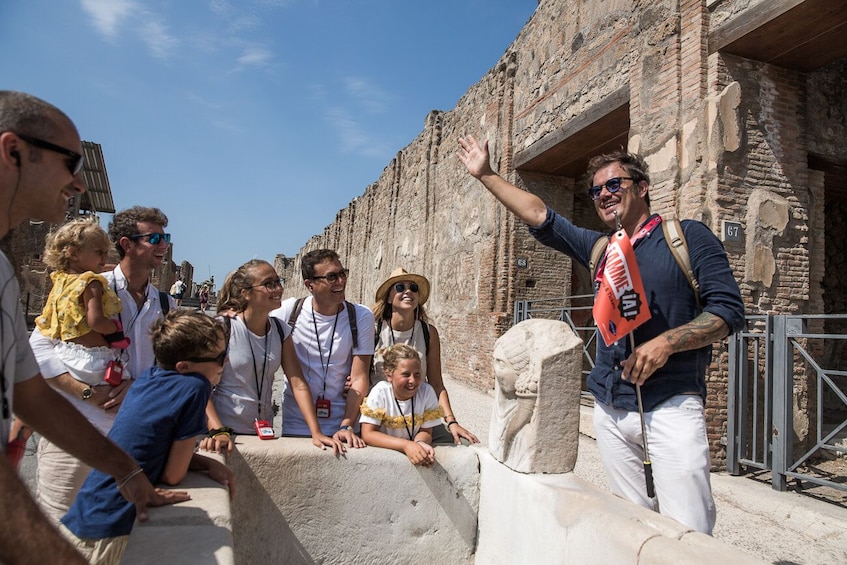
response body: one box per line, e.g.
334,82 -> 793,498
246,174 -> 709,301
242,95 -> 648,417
722,220 -> 743,243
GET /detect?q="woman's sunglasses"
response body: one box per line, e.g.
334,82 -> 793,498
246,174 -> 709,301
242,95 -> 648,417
394,282 -> 419,293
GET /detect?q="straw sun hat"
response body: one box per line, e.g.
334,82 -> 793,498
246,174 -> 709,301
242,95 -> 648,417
374,267 -> 431,305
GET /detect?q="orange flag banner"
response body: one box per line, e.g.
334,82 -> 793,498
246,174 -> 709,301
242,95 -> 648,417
593,230 -> 652,346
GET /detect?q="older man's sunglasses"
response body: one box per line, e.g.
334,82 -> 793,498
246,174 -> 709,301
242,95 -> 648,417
15,132 -> 85,176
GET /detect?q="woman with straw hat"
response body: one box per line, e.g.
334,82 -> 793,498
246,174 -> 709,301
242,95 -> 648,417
371,268 -> 479,445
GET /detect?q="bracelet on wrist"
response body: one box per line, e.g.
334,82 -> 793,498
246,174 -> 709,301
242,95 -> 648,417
116,467 -> 144,491
208,426 -> 234,438
446,421 -> 459,428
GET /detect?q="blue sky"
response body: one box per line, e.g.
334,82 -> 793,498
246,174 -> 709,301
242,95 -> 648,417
3,0 -> 536,287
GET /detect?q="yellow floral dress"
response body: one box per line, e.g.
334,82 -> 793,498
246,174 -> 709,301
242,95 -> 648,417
37,271 -> 123,341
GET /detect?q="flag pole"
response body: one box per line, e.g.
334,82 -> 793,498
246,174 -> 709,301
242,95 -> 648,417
631,332 -> 658,510
613,211 -> 657,510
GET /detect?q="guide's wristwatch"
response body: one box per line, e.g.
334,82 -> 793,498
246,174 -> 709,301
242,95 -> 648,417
340,425 -> 354,432
81,387 -> 93,401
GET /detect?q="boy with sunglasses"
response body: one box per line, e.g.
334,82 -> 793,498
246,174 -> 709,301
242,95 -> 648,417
271,249 -> 375,447
458,135 -> 744,535
60,310 -> 235,563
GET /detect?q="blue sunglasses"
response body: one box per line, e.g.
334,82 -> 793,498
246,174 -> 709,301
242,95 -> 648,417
587,177 -> 634,201
129,232 -> 171,245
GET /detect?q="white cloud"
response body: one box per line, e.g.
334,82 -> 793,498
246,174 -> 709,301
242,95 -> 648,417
209,0 -> 232,16
80,0 -> 178,60
237,47 -> 273,68
343,77 -> 391,114
140,19 -> 179,60
80,0 -> 136,39
325,107 -> 389,158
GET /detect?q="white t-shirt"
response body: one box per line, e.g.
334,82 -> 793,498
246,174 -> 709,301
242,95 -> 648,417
371,319 -> 429,384
212,316 -> 286,434
0,251 -> 41,451
359,380 -> 442,439
271,297 -> 374,436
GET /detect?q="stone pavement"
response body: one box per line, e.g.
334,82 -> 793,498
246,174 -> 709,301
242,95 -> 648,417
441,372 -> 847,565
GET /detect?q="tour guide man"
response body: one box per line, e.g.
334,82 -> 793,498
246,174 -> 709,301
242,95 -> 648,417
457,134 -> 745,534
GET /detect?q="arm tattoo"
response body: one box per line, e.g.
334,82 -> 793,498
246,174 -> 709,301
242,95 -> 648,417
663,312 -> 729,354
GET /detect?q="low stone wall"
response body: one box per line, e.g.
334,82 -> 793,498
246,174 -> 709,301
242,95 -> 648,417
229,437 -> 481,564
476,450 -> 763,565
120,439 -> 767,565
122,451 -> 234,564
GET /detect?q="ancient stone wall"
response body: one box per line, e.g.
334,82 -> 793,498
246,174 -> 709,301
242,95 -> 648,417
277,0 -> 845,467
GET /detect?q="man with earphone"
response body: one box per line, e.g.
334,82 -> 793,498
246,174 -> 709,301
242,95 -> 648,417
0,91 -> 187,563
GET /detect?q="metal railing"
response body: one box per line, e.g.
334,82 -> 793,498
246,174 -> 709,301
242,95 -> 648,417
728,314 -> 847,492
514,298 -> 847,492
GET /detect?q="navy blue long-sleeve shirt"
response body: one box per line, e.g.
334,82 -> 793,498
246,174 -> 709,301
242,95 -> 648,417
529,207 -> 745,412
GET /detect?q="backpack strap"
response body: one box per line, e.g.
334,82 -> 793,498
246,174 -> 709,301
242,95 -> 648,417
662,219 -> 702,311
288,297 -> 358,348
271,317 -> 285,340
588,235 -> 610,277
159,291 -> 170,316
287,297 -> 305,330
374,317 -> 383,349
220,315 -> 233,347
346,301 -> 359,349
420,320 -> 430,352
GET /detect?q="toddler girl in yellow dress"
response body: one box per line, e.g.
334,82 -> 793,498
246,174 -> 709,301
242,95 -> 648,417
36,217 -> 130,387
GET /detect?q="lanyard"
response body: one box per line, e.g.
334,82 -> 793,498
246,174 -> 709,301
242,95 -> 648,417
243,315 -> 270,416
389,320 -> 416,345
312,308 -> 340,396
595,214 -> 663,284
393,395 -> 417,441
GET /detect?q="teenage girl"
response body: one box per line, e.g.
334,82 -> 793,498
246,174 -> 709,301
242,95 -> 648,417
200,259 -> 343,454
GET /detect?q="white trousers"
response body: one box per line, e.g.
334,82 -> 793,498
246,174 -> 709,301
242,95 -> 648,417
59,523 -> 129,565
36,436 -> 93,525
593,394 -> 716,534
36,402 -> 115,525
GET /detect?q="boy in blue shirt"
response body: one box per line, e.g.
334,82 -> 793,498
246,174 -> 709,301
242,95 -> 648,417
60,310 -> 235,563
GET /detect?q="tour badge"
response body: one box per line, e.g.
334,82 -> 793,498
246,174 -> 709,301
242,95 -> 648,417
316,396 -> 331,418
104,360 -> 124,386
254,418 -> 275,439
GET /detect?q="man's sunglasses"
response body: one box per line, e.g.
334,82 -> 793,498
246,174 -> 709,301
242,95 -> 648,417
394,282 -> 419,293
187,350 -> 228,366
311,269 -> 349,283
128,232 -> 171,245
15,132 -> 85,176
587,177 -> 634,201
